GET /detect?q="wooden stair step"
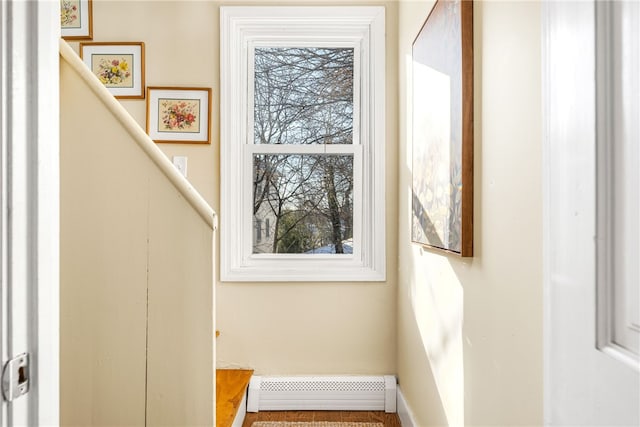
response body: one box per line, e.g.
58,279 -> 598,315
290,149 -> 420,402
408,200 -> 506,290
216,369 -> 253,427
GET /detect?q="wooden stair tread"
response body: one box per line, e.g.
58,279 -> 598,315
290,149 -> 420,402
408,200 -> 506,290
216,369 -> 253,427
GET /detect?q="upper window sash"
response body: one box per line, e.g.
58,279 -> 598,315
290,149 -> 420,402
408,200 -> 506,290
248,42 -> 362,148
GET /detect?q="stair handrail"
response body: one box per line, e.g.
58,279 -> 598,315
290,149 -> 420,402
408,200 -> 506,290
59,39 -> 216,230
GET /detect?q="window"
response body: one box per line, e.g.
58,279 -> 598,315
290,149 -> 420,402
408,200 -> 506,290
255,219 -> 262,243
221,6 -> 385,281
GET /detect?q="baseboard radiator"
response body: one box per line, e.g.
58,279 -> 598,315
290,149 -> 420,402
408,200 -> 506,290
246,375 -> 397,413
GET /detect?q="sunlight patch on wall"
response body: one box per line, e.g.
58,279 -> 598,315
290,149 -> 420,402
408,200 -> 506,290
408,244 -> 465,426
405,50 -> 465,427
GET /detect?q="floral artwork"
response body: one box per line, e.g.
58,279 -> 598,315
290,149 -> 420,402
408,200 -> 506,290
146,87 -> 211,143
60,0 -> 80,28
81,43 -> 144,98
159,99 -> 200,133
93,56 -> 133,87
61,0 -> 91,39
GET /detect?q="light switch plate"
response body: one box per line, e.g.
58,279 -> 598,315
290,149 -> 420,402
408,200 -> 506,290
172,156 -> 188,178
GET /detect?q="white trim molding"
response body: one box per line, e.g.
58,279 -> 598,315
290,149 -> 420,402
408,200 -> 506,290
220,6 -> 386,282
594,0 -> 640,369
543,1 -> 639,425
1,0 -> 60,424
396,387 -> 417,427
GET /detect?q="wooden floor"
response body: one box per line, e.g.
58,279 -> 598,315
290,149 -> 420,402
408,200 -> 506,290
242,411 -> 401,427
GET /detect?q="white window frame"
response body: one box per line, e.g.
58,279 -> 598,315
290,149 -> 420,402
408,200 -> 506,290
220,6 -> 385,282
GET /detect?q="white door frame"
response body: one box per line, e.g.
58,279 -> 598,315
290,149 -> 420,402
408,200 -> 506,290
543,1 -> 639,425
1,0 -> 60,425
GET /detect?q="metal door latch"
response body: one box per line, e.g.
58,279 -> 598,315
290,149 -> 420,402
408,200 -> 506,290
2,353 -> 29,402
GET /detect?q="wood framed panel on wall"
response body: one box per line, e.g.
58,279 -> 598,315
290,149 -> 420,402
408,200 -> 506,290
146,87 -> 212,144
411,0 -> 473,257
61,0 -> 93,40
79,42 -> 145,99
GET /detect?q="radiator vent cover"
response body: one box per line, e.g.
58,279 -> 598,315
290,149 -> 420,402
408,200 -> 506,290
247,375 -> 396,413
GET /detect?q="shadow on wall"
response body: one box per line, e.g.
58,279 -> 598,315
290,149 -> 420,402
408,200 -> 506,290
411,190 -> 445,249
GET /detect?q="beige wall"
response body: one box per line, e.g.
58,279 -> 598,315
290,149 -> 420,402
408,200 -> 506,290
215,0 -> 398,375
68,0 -> 219,206
71,0 -> 398,375
60,51 -> 214,425
65,1 -> 544,423
396,1 -> 543,426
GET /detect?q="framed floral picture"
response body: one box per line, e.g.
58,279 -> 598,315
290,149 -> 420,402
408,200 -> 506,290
80,42 -> 145,99
146,87 -> 212,144
61,0 -> 92,40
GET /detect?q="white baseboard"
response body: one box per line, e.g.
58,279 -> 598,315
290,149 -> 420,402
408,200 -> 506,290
396,387 -> 417,427
231,392 -> 247,427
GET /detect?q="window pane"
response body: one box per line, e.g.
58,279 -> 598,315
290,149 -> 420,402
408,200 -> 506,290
254,47 -> 354,145
253,154 -> 354,254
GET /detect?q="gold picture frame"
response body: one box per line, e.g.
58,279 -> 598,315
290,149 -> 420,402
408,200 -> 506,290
61,0 -> 93,40
146,87 -> 212,144
80,42 -> 146,99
